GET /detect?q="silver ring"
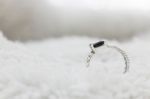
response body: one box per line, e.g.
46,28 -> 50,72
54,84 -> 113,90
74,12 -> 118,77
86,41 -> 129,73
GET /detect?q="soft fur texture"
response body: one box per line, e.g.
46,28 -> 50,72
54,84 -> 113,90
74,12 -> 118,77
1,0 -> 150,40
0,32 -> 150,99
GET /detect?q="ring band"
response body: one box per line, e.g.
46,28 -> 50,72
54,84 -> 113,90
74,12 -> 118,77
87,41 -> 129,73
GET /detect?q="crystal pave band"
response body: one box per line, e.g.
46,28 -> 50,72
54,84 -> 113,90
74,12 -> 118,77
86,41 -> 129,74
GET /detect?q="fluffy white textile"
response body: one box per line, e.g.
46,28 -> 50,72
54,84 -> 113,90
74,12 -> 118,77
0,32 -> 150,99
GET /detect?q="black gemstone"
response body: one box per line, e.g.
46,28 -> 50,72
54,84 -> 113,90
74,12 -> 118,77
93,41 -> 105,48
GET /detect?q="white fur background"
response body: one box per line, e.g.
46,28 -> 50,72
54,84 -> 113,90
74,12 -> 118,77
0,0 -> 150,40
0,0 -> 150,98
0,31 -> 150,99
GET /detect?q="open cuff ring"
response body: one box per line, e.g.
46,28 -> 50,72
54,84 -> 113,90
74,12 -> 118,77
86,41 -> 129,74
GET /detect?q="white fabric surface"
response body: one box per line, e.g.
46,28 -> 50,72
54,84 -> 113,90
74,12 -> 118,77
0,32 -> 150,99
